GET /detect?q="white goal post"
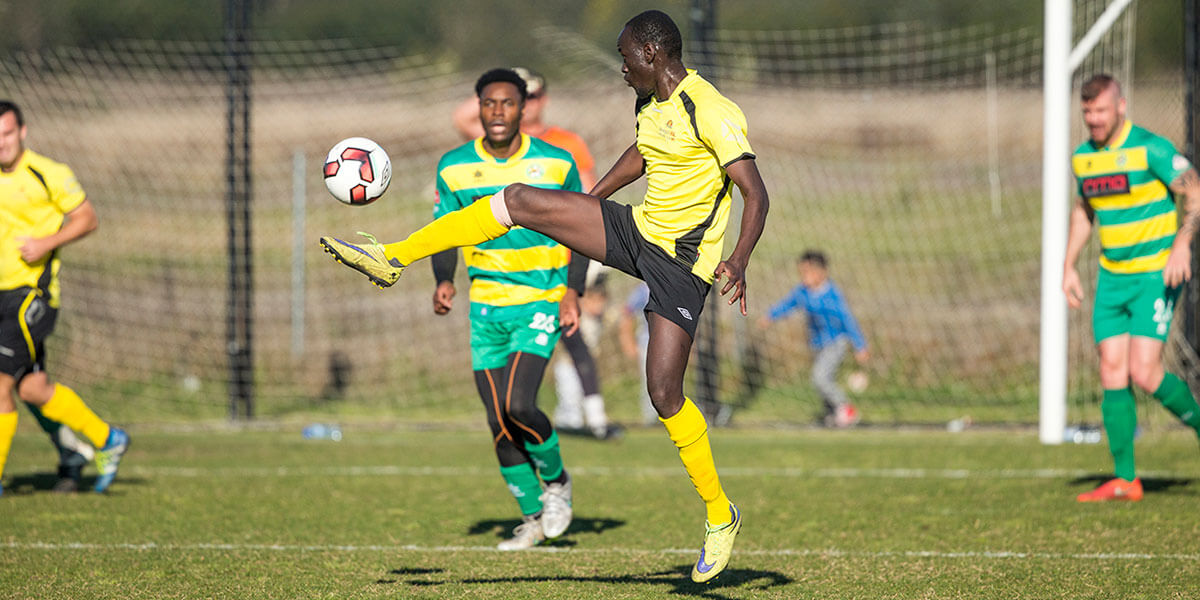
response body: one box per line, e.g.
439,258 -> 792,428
1040,0 -> 1135,444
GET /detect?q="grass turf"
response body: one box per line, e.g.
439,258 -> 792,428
1,424 -> 1198,599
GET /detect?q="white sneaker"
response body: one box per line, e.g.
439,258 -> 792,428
497,515 -> 544,551
539,474 -> 573,538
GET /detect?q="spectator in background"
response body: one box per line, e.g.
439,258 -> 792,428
759,250 -> 868,428
618,281 -> 657,426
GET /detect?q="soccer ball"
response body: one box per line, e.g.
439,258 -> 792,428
323,137 -> 391,206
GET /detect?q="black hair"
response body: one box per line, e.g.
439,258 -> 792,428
475,68 -> 527,101
799,249 -> 827,269
0,100 -> 24,127
624,10 -> 683,60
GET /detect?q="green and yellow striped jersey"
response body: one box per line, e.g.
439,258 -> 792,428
1072,120 -> 1192,274
433,133 -> 581,320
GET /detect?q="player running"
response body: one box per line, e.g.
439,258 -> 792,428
321,10 -> 768,582
0,100 -> 129,495
430,68 -> 579,549
1064,75 -> 1200,502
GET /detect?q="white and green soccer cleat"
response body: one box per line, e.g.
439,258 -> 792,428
318,232 -> 405,289
497,515 -> 545,551
691,503 -> 742,583
539,473 -> 573,538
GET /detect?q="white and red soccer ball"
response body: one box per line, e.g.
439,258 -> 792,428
323,137 -> 391,206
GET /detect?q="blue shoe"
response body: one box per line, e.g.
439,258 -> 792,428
93,427 -> 130,493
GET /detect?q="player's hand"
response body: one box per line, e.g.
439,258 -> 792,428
17,236 -> 51,264
1164,246 -> 1192,288
1062,266 -> 1085,309
855,349 -> 870,364
714,258 -> 749,315
433,281 -> 456,315
559,289 -> 581,337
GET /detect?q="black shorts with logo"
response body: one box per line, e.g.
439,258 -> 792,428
0,287 -> 57,381
600,200 -> 711,338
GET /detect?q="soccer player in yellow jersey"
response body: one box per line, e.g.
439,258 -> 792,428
0,101 -> 129,495
321,10 -> 767,582
1064,76 -> 1200,502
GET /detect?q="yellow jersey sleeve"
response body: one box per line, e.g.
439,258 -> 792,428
45,161 -> 87,214
694,97 -> 755,168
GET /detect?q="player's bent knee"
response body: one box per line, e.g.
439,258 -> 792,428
17,373 -> 54,404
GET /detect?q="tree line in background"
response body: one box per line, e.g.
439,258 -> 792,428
0,0 -> 1184,75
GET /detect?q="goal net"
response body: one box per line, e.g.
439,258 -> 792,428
0,2 -> 1183,427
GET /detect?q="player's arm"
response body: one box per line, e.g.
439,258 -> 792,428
451,97 -> 484,141
559,250 -> 589,336
714,158 -> 769,315
1164,168 -> 1200,287
1062,196 -> 1095,309
431,250 -> 457,315
589,143 -> 644,198
19,198 -> 98,264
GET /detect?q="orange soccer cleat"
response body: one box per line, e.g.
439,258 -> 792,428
1076,477 -> 1143,502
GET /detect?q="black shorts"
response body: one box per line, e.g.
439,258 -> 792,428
600,201 -> 711,338
0,287 -> 57,381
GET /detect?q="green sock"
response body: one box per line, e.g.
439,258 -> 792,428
1153,372 -> 1200,433
1101,387 -> 1137,481
499,463 -> 543,516
524,430 -> 565,483
23,401 -> 62,436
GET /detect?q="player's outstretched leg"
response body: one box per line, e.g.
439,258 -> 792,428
322,190 -> 513,288
318,232 -> 405,289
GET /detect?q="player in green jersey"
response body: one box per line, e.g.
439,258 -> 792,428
429,69 -> 581,549
1064,75 -> 1200,502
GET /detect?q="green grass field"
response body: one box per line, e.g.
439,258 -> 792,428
2,423 -> 1199,599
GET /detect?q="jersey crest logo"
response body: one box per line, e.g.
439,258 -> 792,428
1081,174 -> 1129,199
526,164 -> 544,180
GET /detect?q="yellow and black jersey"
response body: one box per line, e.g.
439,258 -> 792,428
633,69 -> 755,283
0,149 -> 86,306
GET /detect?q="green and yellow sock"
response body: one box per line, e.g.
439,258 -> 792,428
39,384 -> 109,448
524,431 -> 565,483
383,196 -> 509,266
0,411 -> 16,480
499,462 -> 544,516
1101,387 -> 1137,481
661,397 -> 732,525
1153,372 -> 1200,434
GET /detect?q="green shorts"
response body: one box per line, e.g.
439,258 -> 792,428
1092,268 -> 1180,343
469,302 -> 562,370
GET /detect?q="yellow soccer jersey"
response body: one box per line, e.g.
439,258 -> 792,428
0,149 -> 86,305
633,69 -> 755,283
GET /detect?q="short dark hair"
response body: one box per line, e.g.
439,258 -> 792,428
624,10 -> 683,60
1081,74 -> 1122,102
475,68 -> 527,101
0,100 -> 24,127
799,249 -> 827,269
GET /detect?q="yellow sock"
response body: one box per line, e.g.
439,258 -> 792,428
39,384 -> 109,448
661,397 -> 732,525
383,195 -> 510,265
0,411 -> 16,480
